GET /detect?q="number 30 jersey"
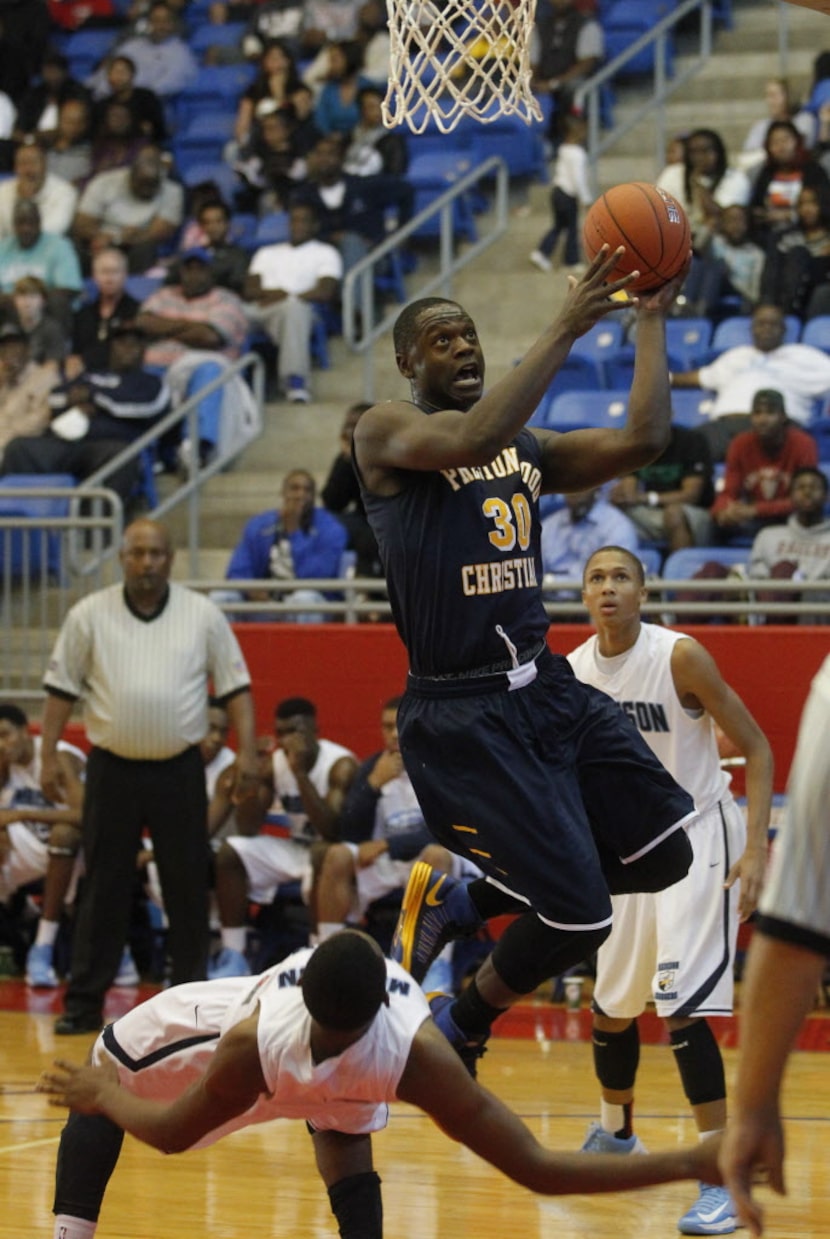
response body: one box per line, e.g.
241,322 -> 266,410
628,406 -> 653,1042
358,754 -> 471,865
361,426 -> 550,675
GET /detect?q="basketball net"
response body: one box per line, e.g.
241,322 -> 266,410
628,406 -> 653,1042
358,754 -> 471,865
382,0 -> 543,134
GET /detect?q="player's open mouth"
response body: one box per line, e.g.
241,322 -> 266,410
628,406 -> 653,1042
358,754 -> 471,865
454,365 -> 480,387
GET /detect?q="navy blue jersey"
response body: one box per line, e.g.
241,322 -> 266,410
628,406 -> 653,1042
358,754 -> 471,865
360,426 -> 550,675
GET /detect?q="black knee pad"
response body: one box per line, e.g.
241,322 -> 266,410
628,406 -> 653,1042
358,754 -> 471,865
491,913 -> 609,996
591,1020 -> 640,1092
670,1019 -> 726,1107
328,1171 -> 383,1239
53,1111 -> 124,1222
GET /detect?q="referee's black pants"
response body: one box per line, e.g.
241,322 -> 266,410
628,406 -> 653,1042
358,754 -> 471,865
63,745 -> 210,1023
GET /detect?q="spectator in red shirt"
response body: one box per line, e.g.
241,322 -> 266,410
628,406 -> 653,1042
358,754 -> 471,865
712,387 -> 819,544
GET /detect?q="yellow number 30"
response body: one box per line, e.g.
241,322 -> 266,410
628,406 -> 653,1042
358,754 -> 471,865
483,494 -> 532,551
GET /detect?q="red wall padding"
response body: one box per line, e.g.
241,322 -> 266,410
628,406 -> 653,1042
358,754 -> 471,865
59,624 -> 827,793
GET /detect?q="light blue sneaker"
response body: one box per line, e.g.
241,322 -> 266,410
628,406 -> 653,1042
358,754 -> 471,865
580,1121 -> 648,1155
422,953 -> 454,996
26,943 -> 58,988
114,946 -> 140,987
207,947 -> 250,979
677,1183 -> 739,1235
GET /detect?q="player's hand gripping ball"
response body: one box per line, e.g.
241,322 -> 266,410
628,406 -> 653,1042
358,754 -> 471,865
582,182 -> 691,294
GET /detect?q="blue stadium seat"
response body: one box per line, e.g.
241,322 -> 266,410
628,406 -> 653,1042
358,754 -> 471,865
800,315 -> 830,351
638,546 -> 663,577
254,211 -> 290,246
188,22 -> 247,58
711,313 -> 800,352
665,317 -> 713,368
174,64 -> 256,127
230,212 -> 259,251
603,2 -> 676,78
544,389 -> 629,432
62,28 -> 119,74
174,113 -> 236,171
528,356 -> 603,427
0,474 -> 75,580
569,319 -> 626,385
125,274 -> 164,302
179,161 -> 241,204
459,108 -> 547,181
670,388 -> 718,429
406,152 -> 478,241
808,414 -> 830,459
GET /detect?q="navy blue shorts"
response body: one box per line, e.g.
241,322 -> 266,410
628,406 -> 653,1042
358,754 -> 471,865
398,648 -> 695,929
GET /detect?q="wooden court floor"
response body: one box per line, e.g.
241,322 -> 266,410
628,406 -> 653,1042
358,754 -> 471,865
2,992 -> 829,1239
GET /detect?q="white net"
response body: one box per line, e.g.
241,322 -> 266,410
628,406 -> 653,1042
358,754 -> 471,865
382,0 -> 542,134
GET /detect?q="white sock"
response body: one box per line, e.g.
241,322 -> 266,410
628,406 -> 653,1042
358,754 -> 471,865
221,928 -> 247,954
698,1128 -> 723,1142
54,1214 -> 97,1239
35,919 -> 60,948
317,922 -> 344,942
600,1101 -> 626,1135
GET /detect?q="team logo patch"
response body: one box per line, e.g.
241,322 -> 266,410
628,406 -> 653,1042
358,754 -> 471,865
656,965 -> 677,993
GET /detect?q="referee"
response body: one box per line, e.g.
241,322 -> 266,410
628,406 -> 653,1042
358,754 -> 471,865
40,518 -> 259,1035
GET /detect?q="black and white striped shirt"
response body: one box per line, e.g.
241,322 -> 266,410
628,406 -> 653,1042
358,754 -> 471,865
44,584 -> 250,760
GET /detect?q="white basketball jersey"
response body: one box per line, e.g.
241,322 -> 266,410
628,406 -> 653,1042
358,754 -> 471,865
227,948 -> 430,1132
568,624 -> 731,814
265,738 -> 356,842
0,735 -> 86,840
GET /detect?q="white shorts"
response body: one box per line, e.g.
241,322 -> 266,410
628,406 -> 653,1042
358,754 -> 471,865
593,797 -> 746,1020
0,822 -> 48,900
228,835 -> 313,904
93,979 -> 276,1150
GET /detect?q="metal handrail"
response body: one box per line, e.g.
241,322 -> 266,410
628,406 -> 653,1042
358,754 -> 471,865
576,0 -> 715,172
341,155 -> 510,400
180,572 -> 830,623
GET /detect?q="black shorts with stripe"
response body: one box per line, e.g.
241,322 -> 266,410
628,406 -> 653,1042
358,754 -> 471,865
399,647 -> 695,929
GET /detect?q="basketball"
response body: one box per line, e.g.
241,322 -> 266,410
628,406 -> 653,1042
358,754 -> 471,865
582,182 -> 691,294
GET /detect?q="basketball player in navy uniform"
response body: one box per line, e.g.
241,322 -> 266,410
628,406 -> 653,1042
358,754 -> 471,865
568,546 -> 772,1235
40,930 -> 724,1239
352,247 -> 696,1072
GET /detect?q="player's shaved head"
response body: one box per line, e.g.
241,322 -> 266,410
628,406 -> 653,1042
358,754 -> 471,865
302,931 -> 388,1031
393,297 -> 464,356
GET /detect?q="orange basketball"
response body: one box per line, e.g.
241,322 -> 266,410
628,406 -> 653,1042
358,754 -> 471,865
582,182 -> 691,294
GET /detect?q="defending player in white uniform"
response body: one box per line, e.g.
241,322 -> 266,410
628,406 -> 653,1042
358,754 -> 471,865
40,930 -> 725,1239
567,546 -> 773,1237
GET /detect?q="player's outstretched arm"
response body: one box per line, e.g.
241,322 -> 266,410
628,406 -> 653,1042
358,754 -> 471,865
670,636 -> 773,920
720,932 -> 825,1236
398,1022 -> 719,1196
535,258 -> 691,495
38,1013 -> 267,1154
356,247 -> 638,478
